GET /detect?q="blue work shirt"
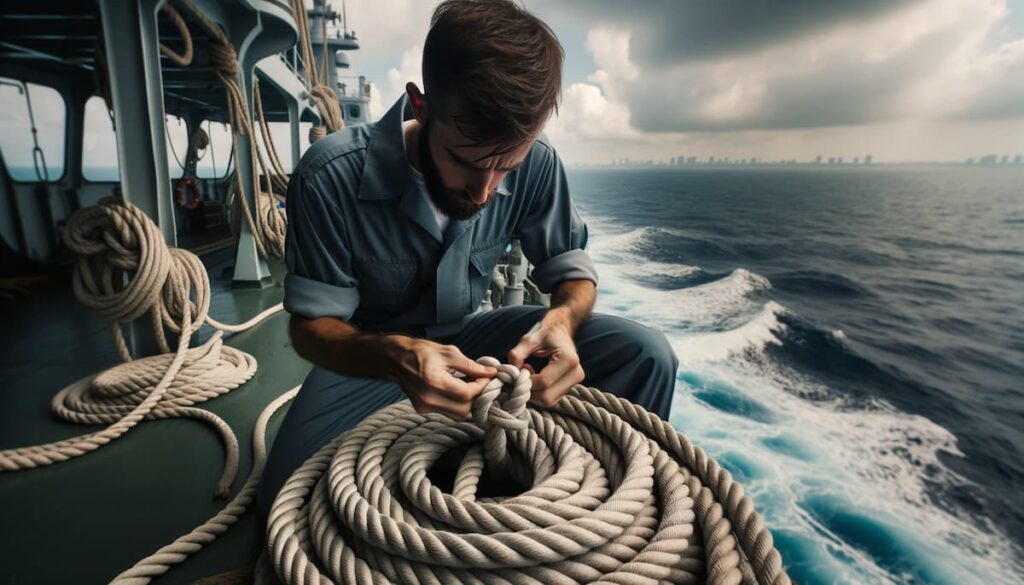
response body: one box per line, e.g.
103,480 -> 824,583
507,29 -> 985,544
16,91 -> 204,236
283,95 -> 598,338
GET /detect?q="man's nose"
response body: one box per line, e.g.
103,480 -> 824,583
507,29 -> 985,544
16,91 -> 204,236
467,169 -> 497,204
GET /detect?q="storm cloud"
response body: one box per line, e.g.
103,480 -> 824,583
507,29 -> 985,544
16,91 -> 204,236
549,0 -> 923,65
541,0 -> 1024,133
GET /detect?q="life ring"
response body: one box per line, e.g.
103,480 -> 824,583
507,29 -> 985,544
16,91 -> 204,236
175,177 -> 201,210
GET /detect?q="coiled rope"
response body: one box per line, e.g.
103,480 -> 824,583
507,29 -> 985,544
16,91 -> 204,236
261,357 -> 790,585
0,200 -> 282,502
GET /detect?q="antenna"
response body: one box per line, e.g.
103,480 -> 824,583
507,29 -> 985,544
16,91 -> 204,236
342,0 -> 348,36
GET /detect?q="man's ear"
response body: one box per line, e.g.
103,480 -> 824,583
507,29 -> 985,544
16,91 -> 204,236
406,82 -> 427,124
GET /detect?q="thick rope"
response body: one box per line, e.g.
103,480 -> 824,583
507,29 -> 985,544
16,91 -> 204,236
260,357 -> 790,585
0,200 -> 283,502
158,4 -> 194,67
254,79 -> 291,196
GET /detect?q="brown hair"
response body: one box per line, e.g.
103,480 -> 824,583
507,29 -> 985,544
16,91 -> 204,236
422,0 -> 564,151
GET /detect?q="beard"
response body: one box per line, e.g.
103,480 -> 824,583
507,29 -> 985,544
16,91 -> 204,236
417,122 -> 494,221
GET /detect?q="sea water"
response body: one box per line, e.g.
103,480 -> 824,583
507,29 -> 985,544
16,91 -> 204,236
567,165 -> 1024,584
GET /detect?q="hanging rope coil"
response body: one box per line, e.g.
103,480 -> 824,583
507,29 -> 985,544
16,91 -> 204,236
261,357 -> 790,585
173,0 -> 289,260
309,83 -> 344,137
291,0 -> 344,138
0,200 -> 282,500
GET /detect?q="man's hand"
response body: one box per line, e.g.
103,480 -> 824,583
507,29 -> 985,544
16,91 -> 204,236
394,338 -> 497,419
507,319 -> 585,407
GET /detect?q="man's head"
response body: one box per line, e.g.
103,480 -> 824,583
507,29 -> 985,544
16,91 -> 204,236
406,0 -> 564,219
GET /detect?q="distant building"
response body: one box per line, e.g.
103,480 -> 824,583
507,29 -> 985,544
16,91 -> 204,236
865,154 -> 873,165
980,154 -> 997,165
853,157 -> 860,165
828,157 -> 836,165
1015,155 -> 1022,165
709,156 -> 715,164
815,155 -> 822,164
837,157 -> 844,164
687,156 -> 696,164
966,158 -> 975,165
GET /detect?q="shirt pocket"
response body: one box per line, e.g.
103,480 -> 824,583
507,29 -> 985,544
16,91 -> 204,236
353,257 -> 418,309
469,241 -> 508,309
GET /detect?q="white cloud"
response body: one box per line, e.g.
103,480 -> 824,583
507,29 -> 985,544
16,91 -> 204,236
332,0 -> 434,65
383,44 -> 422,110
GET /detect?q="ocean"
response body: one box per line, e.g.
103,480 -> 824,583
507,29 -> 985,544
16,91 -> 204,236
566,166 -> 1024,585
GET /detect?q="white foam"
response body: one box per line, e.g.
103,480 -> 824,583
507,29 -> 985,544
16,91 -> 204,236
671,301 -> 787,366
589,224 -> 690,255
672,358 -> 1021,584
596,266 -> 773,334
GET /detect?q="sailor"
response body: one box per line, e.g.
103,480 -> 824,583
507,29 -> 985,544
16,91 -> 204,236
257,0 -> 678,522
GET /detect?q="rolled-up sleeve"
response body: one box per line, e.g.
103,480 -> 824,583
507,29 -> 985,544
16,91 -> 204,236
283,173 -> 360,320
515,143 -> 598,294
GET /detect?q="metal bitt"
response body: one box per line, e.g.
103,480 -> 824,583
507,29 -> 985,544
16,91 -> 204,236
506,239 -> 529,287
502,272 -> 526,307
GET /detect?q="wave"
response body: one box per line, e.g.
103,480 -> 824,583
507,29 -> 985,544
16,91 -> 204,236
589,224 -> 737,264
770,269 -> 874,299
671,301 -> 786,366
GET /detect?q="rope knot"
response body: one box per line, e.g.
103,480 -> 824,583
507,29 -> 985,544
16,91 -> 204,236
470,357 -> 531,433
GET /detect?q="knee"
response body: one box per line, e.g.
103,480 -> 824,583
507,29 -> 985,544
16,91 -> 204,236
598,318 -> 679,378
621,321 -> 677,369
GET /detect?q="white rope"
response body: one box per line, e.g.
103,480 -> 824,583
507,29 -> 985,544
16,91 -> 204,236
260,357 -> 790,585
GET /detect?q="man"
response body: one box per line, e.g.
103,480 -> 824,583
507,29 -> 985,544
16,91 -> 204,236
257,0 -> 678,522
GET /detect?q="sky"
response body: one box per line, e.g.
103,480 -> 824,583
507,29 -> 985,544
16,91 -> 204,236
338,0 -> 1024,165
3,0 -> 1022,173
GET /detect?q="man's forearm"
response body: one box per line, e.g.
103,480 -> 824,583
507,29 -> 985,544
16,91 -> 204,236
289,314 -> 413,382
542,279 -> 597,337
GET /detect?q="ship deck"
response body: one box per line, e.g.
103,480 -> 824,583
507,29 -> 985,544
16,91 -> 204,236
0,248 -> 307,583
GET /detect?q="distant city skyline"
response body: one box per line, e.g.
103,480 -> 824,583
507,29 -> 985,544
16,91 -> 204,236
341,0 -> 1024,165
570,152 -> 1024,168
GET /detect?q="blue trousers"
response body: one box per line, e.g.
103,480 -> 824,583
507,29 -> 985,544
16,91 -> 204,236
256,305 -> 679,526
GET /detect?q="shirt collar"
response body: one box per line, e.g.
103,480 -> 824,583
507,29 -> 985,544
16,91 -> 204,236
357,94 -> 513,200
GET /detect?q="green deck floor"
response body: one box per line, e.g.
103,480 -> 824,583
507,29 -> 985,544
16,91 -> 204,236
0,249 -> 309,584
